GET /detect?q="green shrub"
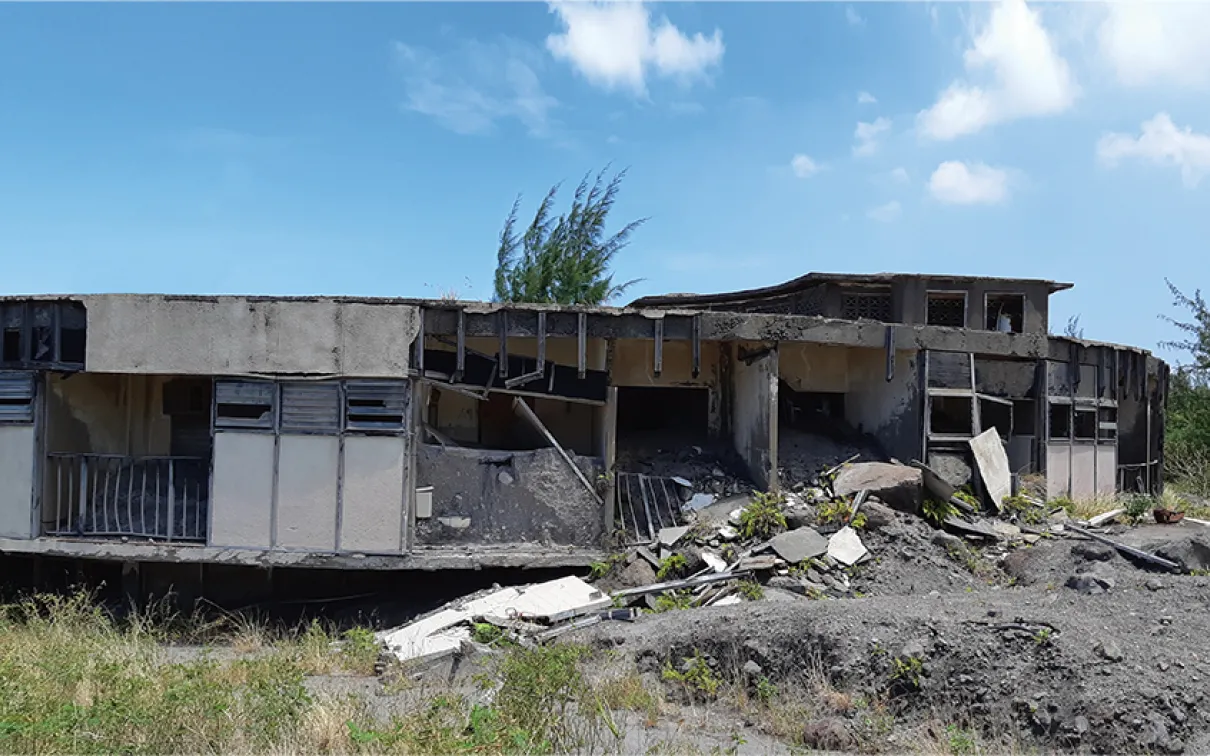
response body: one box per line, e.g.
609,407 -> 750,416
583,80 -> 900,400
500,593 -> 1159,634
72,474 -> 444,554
656,554 -> 688,580
661,650 -> 721,701
922,497 -> 958,524
739,491 -> 788,540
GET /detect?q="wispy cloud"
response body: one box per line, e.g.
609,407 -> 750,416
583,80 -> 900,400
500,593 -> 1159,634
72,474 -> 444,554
866,200 -> 902,223
845,5 -> 866,27
889,167 -> 910,184
917,0 -> 1077,140
546,0 -> 723,97
853,118 -> 892,157
790,154 -> 820,178
1097,112 -> 1210,188
857,91 -> 877,105
392,38 -> 557,137
928,160 -> 1010,205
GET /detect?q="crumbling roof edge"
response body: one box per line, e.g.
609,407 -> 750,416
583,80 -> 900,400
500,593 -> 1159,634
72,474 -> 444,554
629,271 -> 1075,308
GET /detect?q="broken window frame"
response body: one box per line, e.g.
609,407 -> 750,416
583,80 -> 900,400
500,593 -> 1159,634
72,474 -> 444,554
925,291 -> 967,328
1073,406 -> 1097,441
1,301 -> 87,371
0,371 -> 36,425
1098,406 -> 1118,444
984,292 -> 1026,334
344,380 -> 409,434
213,380 -> 278,432
1047,401 -> 1072,440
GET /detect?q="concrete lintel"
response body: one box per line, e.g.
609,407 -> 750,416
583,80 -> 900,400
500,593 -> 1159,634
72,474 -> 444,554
0,538 -> 603,572
424,308 -> 695,341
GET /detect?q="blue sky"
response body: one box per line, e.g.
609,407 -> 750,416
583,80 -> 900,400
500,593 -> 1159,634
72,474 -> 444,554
1,1 -> 1208,361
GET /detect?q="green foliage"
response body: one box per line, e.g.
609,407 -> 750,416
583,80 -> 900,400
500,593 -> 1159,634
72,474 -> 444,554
754,676 -> 777,705
1003,495 -> 1048,525
1123,494 -> 1154,524
494,167 -> 645,306
922,497 -> 958,524
889,656 -> 923,689
339,626 -> 381,674
817,498 -> 854,526
1034,627 -> 1053,647
953,488 -> 980,508
653,591 -> 694,613
471,622 -> 506,646
739,491 -> 788,540
736,580 -> 764,601
661,650 -> 721,701
656,554 -> 688,581
946,724 -> 978,755
493,644 -> 592,751
1163,280 -> 1210,497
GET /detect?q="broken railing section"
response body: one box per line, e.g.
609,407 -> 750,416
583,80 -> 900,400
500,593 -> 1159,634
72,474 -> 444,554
615,473 -> 689,543
44,453 -> 208,542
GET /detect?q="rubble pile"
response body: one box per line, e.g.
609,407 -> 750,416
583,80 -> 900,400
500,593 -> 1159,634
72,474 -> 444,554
615,441 -> 750,499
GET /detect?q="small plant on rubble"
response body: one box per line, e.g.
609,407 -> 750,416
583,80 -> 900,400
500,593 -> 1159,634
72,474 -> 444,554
889,655 -> 924,690
656,553 -> 688,580
739,491 -> 788,540
816,498 -> 853,526
953,487 -> 980,509
1033,627 -> 1054,647
589,553 -> 625,580
737,580 -> 764,601
922,497 -> 958,525
1003,494 -> 1047,525
653,591 -> 694,612
1123,494 -> 1154,524
662,650 -> 721,700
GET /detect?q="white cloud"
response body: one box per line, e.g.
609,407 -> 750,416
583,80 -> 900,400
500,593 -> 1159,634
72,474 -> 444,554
917,0 -> 1077,140
889,167 -> 910,184
546,1 -> 723,96
1097,112 -> 1210,189
853,117 -> 892,157
857,91 -> 877,105
928,161 -> 1009,205
1098,4 -> 1210,89
393,39 -> 557,137
790,154 -> 820,178
867,200 -> 902,223
845,6 -> 865,27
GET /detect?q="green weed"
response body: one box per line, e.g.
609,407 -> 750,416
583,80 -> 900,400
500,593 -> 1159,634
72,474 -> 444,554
738,491 -> 788,540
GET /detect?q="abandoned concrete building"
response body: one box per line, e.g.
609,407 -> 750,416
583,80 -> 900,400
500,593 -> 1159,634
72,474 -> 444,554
0,272 -> 1168,584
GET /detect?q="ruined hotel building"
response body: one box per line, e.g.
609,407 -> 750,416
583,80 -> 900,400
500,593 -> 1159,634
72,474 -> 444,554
0,273 -> 1168,576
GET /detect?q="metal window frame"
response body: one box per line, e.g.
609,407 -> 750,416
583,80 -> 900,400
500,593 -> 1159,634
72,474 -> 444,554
0,371 -> 36,425
925,290 -> 968,328
280,381 -> 342,434
213,380 -> 278,432
983,291 -> 1026,333
344,379 -> 409,434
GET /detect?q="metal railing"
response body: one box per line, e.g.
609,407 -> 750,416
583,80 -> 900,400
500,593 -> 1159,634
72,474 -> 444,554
45,454 -> 209,542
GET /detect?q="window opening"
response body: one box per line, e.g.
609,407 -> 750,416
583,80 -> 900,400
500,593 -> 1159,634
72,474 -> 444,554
927,292 -> 966,327
986,293 -> 1025,333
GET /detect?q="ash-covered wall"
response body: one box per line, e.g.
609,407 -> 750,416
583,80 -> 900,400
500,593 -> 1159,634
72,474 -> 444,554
414,444 -> 604,547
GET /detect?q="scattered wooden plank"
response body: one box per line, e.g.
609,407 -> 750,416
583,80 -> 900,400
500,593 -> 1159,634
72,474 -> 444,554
610,571 -> 748,599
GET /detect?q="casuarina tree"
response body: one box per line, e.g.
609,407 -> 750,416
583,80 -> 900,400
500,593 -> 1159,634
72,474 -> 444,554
493,167 -> 645,305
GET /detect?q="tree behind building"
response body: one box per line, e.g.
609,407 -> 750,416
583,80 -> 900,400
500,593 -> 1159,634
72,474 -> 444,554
1162,279 -> 1210,496
494,167 -> 645,306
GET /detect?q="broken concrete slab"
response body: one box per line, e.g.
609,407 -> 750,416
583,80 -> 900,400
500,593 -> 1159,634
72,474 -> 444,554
827,526 -> 868,566
736,555 -> 779,572
767,527 -> 829,564
968,428 -> 1011,511
713,594 -> 743,607
718,525 -> 739,541
942,516 -> 1003,541
659,526 -> 691,548
833,462 -> 922,513
684,493 -> 716,511
701,551 -> 728,573
992,521 -> 1022,539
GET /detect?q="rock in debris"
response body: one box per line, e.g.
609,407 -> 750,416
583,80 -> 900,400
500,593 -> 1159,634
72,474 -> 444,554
827,526 -> 868,566
768,527 -> 829,564
1072,541 -> 1117,562
832,462 -> 923,513
860,499 -> 897,529
1066,572 -> 1115,595
1094,639 -> 1125,662
1150,532 -> 1210,572
742,660 -> 763,677
932,532 -> 965,551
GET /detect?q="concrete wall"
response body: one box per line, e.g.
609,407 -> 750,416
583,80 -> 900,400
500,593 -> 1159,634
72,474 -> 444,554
210,432 -> 274,549
846,348 -> 921,462
0,425 -> 35,538
1047,442 -> 1116,499
45,373 -> 171,457
612,338 -> 722,435
84,296 -> 419,378
778,343 -> 850,394
896,279 -> 1052,334
275,435 -> 339,550
414,444 -> 604,547
730,344 -> 778,490
340,436 -> 406,554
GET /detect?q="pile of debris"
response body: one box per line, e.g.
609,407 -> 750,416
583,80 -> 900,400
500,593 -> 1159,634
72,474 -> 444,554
378,429 -> 1200,665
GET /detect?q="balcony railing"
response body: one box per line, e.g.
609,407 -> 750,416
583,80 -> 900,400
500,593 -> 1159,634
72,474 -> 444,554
45,454 -> 208,542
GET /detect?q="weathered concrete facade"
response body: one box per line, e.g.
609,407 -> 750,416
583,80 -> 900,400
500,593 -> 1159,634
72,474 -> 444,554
0,273 -> 1167,571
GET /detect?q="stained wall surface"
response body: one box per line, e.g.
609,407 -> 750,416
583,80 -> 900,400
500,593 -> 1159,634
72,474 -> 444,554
0,426 -> 35,538
84,296 -> 419,378
340,436 -> 406,554
275,435 -> 339,550
210,432 -> 275,549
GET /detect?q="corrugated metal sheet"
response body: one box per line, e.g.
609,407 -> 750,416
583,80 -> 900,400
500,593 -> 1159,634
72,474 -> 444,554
214,380 -> 276,430
345,379 -> 409,432
0,371 -> 35,424
281,382 -> 341,434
